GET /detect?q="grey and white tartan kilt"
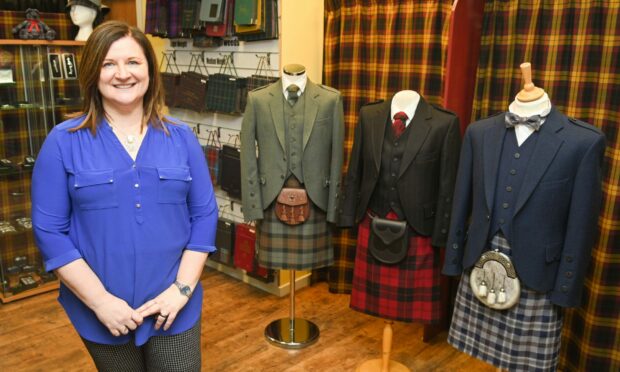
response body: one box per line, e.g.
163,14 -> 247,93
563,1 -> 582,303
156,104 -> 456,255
448,234 -> 563,371
256,199 -> 333,270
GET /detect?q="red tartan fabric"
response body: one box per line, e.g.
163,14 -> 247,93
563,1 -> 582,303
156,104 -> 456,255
350,211 -> 441,323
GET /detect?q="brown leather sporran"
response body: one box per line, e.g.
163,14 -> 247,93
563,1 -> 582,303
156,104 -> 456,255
275,188 -> 310,225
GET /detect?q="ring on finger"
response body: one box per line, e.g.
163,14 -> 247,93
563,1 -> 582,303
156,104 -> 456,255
158,313 -> 169,321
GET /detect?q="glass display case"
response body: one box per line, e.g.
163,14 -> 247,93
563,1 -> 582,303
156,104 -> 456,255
0,40 -> 83,302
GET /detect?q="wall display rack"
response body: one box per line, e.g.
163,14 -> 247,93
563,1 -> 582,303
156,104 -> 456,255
0,39 -> 83,303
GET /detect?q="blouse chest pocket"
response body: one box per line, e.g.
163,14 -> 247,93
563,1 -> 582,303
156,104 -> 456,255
157,167 -> 192,204
73,170 -> 118,210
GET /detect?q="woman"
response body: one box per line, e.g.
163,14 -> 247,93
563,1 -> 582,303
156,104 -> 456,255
31,21 -> 217,371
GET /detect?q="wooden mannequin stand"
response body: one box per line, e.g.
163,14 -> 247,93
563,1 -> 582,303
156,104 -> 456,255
264,270 -> 319,348
356,321 -> 410,372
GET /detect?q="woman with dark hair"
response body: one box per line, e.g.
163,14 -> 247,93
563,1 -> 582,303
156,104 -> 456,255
31,21 -> 217,371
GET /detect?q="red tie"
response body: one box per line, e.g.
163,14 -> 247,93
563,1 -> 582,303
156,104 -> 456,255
392,111 -> 408,138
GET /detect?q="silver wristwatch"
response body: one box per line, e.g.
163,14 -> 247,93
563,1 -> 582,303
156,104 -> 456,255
174,280 -> 193,298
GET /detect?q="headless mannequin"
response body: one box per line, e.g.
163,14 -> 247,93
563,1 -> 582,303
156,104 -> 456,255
70,5 -> 97,41
508,63 -> 551,146
357,91 -> 421,372
282,63 -> 308,98
391,90 -> 420,126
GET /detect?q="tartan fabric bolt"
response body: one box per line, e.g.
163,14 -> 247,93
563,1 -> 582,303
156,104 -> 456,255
448,234 -> 563,371
203,145 -> 220,186
324,0 -> 453,293
350,211 -> 441,323
167,0 -> 181,38
144,0 -> 158,35
256,200 -> 333,271
472,2 -> 620,370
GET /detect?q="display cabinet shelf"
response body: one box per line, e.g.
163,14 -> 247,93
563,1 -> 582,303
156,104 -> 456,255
0,39 -> 82,302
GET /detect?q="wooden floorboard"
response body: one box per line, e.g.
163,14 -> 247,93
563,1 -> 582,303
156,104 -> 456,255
0,268 -> 494,371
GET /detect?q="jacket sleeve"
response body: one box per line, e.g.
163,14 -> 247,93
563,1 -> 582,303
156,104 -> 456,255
240,92 -> 264,222
338,109 -> 364,227
432,115 -> 461,247
550,133 -> 606,307
327,94 -> 345,223
31,128 -> 83,271
442,126 -> 473,276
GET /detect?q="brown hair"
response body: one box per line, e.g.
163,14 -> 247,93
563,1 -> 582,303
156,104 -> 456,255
69,20 -> 171,134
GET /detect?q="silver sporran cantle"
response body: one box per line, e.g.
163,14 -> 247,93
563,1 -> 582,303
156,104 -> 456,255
469,250 -> 520,310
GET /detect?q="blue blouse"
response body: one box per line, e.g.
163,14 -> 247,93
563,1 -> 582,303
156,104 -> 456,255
31,117 -> 218,346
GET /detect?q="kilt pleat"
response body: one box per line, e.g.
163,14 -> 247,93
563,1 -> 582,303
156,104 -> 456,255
448,234 -> 563,371
256,200 -> 333,270
350,211 -> 441,323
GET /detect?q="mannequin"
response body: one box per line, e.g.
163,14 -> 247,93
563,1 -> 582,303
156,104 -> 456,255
508,63 -> 552,146
240,63 -> 345,349
340,90 -> 461,372
442,63 -> 606,371
70,5 -> 97,41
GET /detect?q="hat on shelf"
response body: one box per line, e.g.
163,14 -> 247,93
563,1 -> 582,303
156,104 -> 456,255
66,0 -> 110,16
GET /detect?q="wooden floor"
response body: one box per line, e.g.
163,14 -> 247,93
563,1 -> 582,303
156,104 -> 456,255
0,268 -> 494,372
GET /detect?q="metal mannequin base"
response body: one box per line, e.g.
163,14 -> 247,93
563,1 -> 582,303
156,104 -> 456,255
264,317 -> 319,349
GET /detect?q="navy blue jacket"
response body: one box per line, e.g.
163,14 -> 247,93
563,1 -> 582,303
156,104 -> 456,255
442,108 -> 605,307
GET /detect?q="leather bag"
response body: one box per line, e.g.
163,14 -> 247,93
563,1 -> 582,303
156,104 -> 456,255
177,53 -> 209,112
275,188 -> 309,225
219,137 -> 241,199
160,52 -> 181,108
368,217 -> 408,264
212,217 -> 235,265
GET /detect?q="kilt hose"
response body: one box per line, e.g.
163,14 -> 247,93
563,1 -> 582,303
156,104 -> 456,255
448,234 -> 563,371
350,211 -> 441,323
256,199 -> 333,271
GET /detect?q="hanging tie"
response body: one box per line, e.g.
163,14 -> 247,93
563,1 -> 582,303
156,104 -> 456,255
392,111 -> 408,139
504,112 -> 543,131
287,84 -> 300,106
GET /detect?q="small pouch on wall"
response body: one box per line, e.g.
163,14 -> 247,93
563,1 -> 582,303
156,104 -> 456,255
160,51 -> 181,108
219,135 -> 241,199
212,217 -> 235,265
233,223 -> 273,282
368,217 -> 408,264
177,52 -> 209,112
469,250 -> 521,310
275,188 -> 309,225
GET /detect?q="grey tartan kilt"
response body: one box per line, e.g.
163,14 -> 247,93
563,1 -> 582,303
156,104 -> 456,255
256,199 -> 333,270
447,234 -> 563,372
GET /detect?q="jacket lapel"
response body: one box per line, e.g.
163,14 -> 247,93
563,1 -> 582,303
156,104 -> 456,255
268,81 -> 286,151
398,98 -> 432,178
370,101 -> 391,172
483,115 -> 506,211
302,80 -> 320,150
513,107 -> 565,215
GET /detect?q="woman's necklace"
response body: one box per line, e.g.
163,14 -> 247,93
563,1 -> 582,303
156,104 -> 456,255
108,121 -> 145,154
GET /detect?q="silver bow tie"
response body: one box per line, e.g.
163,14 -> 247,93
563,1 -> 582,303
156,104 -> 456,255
504,112 -> 543,131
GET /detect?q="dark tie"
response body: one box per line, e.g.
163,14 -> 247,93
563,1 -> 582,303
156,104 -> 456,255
392,111 -> 408,138
505,112 -> 543,131
287,84 -> 300,105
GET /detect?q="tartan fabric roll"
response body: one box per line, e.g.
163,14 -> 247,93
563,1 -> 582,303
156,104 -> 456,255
0,10 -> 73,40
350,211 -> 441,323
471,2 -> 620,370
448,234 -> 563,371
256,199 -> 333,271
324,0 -> 453,293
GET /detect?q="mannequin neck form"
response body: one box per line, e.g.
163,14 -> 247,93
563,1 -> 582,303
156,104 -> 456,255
70,5 -> 97,41
391,90 -> 420,124
281,71 -> 308,94
509,92 -> 551,117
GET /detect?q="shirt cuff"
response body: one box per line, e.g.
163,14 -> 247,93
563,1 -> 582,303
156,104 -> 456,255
44,250 -> 83,272
186,244 -> 217,253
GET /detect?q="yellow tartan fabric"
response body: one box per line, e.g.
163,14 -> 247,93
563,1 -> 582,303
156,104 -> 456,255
0,10 -> 74,40
323,0 -> 453,293
472,2 -> 620,370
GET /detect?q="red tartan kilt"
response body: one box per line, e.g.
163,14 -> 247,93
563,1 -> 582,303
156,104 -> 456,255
350,211 -> 441,323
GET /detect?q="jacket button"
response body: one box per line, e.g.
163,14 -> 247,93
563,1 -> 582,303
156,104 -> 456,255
565,271 -> 573,278
486,215 -> 490,220
445,197 -> 451,202
561,285 -> 568,293
452,243 -> 458,249
281,175 -> 285,179
250,192 -> 255,197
